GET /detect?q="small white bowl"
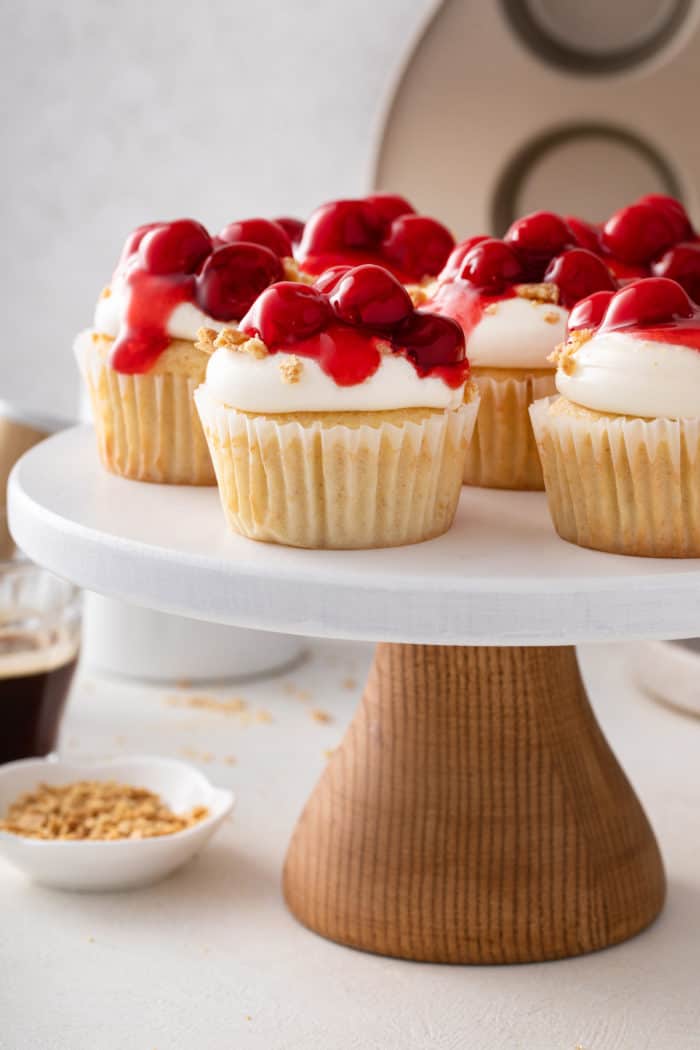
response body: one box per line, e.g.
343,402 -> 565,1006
0,755 -> 234,891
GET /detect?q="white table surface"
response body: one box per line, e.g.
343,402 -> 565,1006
1,639 -> 698,1050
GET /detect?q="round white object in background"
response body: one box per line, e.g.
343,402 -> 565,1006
630,640 -> 700,718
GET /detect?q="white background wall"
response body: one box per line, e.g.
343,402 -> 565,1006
0,0 -> 429,419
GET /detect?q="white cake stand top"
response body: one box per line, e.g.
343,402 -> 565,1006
8,426 -> 700,645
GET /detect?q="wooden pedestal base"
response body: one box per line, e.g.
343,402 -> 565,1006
284,643 -> 665,963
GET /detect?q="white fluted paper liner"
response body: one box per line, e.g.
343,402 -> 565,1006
463,370 -> 556,490
195,386 -> 478,548
76,335 -> 215,485
530,395 -> 700,557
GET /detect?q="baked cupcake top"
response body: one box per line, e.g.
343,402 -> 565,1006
93,218 -> 302,374
553,277 -> 700,419
196,265 -> 470,412
296,194 -> 455,284
425,212 -> 617,369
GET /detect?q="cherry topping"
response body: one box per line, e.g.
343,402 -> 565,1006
140,219 -> 212,276
602,277 -> 694,331
218,218 -> 292,259
274,216 -> 305,246
602,201 -> 677,264
298,199 -> 380,257
314,266 -> 351,294
119,222 -> 163,263
544,248 -> 616,308
329,264 -> 413,329
565,216 -> 601,254
381,215 -> 454,281
505,211 -> 572,278
240,282 -> 332,347
638,194 -> 693,242
365,193 -> 415,230
440,235 -> 490,281
196,243 -> 283,321
568,290 -> 616,331
458,238 -> 523,292
393,312 -> 465,369
652,242 -> 700,303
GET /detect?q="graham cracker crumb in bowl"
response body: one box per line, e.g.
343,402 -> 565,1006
279,355 -> 303,384
0,781 -> 209,841
516,282 -> 560,304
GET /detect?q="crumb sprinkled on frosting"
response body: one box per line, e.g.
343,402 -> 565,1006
516,282 -> 559,304
543,311 -> 560,325
483,303 -> 498,315
408,285 -> 429,307
279,355 -> 303,384
214,328 -> 249,350
100,286 -> 112,299
549,328 -> 593,373
283,257 -> 313,284
195,327 -> 217,353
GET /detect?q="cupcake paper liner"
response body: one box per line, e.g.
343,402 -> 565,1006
530,396 -> 700,558
463,369 -> 556,490
78,338 -> 216,485
195,387 -> 478,549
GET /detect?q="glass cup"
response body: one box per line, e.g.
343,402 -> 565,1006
0,557 -> 81,763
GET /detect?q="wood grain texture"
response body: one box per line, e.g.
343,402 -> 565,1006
283,643 -> 666,963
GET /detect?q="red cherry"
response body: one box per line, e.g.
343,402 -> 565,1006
119,222 -> 163,263
393,311 -> 465,369
544,249 -> 616,309
274,216 -> 305,246
652,242 -> 700,303
298,199 -> 380,257
329,264 -> 413,329
568,290 -> 616,331
365,193 -> 415,230
439,235 -> 490,280
602,202 -> 677,264
564,216 -> 601,254
637,194 -> 692,242
602,277 -> 694,331
314,266 -> 351,294
196,243 -> 283,321
381,215 -> 455,280
505,211 -> 572,278
459,238 -> 523,292
240,282 -> 332,346
140,219 -> 212,276
218,218 -> 292,259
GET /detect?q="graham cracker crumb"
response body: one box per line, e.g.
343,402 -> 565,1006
100,286 -> 112,300
310,708 -> 332,724
255,709 -> 273,724
543,310 -> 560,325
283,257 -> 313,284
483,303 -> 499,315
223,755 -> 237,766
323,748 -> 336,759
376,339 -> 393,355
549,328 -> 593,372
214,327 -> 248,350
0,781 -> 208,840
194,328 -> 217,354
342,677 -> 357,690
279,355 -> 303,384
167,694 -> 248,716
516,282 -> 559,304
408,284 -> 429,307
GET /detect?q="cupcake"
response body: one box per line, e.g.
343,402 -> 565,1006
296,194 -> 455,287
426,211 -> 617,490
531,277 -> 700,558
75,217 -> 300,484
194,264 -> 478,549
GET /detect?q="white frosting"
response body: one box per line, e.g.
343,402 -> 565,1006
431,285 -> 566,368
94,257 -> 224,340
556,330 -> 700,419
204,343 -> 465,413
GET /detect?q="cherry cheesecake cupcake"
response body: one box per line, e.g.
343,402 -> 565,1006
75,217 -> 300,484
194,264 -> 478,549
296,193 -> 455,287
531,277 -> 700,558
426,211 -> 617,489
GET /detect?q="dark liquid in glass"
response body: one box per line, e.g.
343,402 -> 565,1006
0,630 -> 78,764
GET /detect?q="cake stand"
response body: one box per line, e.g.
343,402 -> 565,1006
10,426 -> 700,964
